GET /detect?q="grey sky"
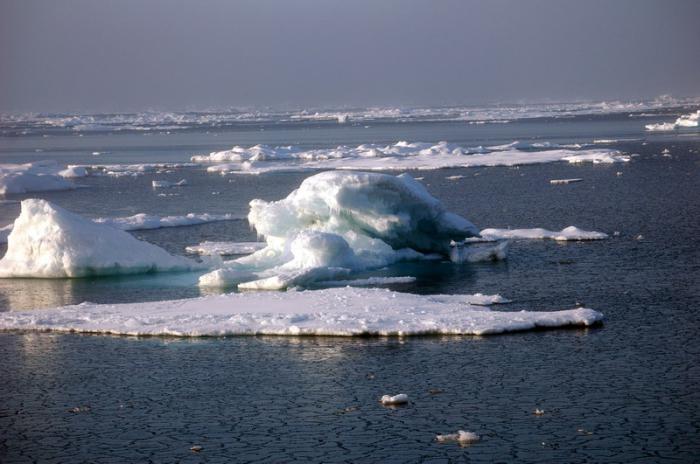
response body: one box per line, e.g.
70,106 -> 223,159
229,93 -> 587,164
1,0 -> 699,113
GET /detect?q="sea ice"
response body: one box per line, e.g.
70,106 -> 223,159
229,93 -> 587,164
0,199 -> 196,278
645,110 -> 699,131
152,179 -> 188,188
198,171 -> 480,289
94,212 -> 241,230
185,241 -> 266,256
191,141 -> 630,175
479,226 -> 608,241
436,430 -> 480,444
380,394 -> 409,405
0,161 -> 77,195
0,287 -> 604,336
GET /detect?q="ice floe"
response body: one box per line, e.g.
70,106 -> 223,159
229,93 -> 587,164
0,287 -> 603,336
645,110 -> 699,131
94,212 -> 242,231
380,394 -> 409,405
185,241 -> 267,256
152,179 -> 188,188
0,161 -> 78,195
0,199 -> 196,278
192,141 -> 630,175
436,430 -> 480,444
479,226 -> 608,241
198,171 -> 480,289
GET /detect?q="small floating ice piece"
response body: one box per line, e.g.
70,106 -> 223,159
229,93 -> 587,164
436,430 -> 480,444
446,175 -> 465,180
449,240 -> 508,263
152,179 -> 188,188
549,178 -> 583,185
534,408 -> 545,415
380,394 -> 409,405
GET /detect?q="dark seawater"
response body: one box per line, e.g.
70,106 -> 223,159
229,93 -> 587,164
0,115 -> 699,462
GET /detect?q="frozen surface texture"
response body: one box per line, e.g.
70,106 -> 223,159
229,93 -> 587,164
0,287 -> 603,336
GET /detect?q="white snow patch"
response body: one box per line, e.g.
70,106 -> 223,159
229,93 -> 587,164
479,226 -> 608,241
0,199 -> 196,278
0,287 -> 603,336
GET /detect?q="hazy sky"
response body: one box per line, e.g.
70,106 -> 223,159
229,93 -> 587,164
1,0 -> 699,113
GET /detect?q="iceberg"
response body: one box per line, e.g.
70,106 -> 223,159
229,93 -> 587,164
0,199 -> 196,278
199,171 -> 480,289
0,287 -> 603,336
0,161 -> 77,195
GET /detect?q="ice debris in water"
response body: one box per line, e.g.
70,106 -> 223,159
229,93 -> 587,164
549,178 -> 583,185
449,240 -> 509,263
0,287 -> 604,336
436,430 -> 480,444
0,199 -> 197,278
380,394 -> 409,405
152,179 -> 188,188
534,408 -> 545,416
198,171 -> 480,289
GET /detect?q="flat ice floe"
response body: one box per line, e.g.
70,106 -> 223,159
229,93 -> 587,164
0,199 -> 196,278
185,241 -> 266,256
198,171 -> 480,289
0,287 -> 603,336
0,161 -> 78,195
478,226 -> 608,241
191,141 -> 630,175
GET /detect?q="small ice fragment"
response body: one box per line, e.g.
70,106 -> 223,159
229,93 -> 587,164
190,445 -> 203,453
380,393 -> 408,405
636,234 -> 644,240
549,178 -> 583,185
446,175 -> 465,180
613,231 -> 620,237
616,171 -> 623,176
152,179 -> 188,188
534,408 -> 545,416
661,148 -> 670,154
436,430 -> 480,444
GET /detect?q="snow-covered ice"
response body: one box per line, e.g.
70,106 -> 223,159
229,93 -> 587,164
0,161 -> 77,195
185,241 -> 266,256
198,171 -> 480,289
191,141 -> 630,175
0,199 -> 196,278
645,110 -> 699,131
479,226 -> 608,241
0,287 -> 603,336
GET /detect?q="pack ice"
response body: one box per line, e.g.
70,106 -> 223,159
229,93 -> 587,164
199,171 -> 480,289
0,161 -> 80,195
0,199 -> 196,278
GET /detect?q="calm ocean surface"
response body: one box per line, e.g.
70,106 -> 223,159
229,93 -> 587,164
0,112 -> 698,462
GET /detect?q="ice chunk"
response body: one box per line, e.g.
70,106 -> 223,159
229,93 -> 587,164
380,394 -> 409,405
480,226 -> 608,241
549,178 -> 583,185
199,171 -> 480,289
185,241 -> 266,256
0,199 -> 196,278
645,122 -> 676,131
0,287 -> 603,336
319,276 -> 416,287
152,179 -> 188,188
645,110 -> 699,131
436,430 -> 480,444
0,161 -> 76,195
